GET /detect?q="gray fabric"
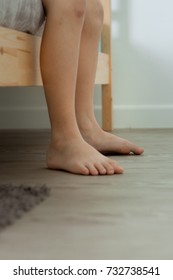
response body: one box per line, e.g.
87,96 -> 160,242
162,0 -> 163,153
0,0 -> 45,34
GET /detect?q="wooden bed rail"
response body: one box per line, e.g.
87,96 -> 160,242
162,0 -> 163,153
0,26 -> 109,86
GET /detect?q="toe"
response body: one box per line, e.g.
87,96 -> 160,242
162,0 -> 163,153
112,136 -> 144,155
80,166 -> 90,175
128,144 -> 144,155
109,160 -> 124,174
102,161 -> 116,175
116,140 -> 133,155
107,157 -> 124,174
85,164 -> 99,176
70,164 -> 90,175
133,146 -> 144,155
94,162 -> 107,175
124,140 -> 144,155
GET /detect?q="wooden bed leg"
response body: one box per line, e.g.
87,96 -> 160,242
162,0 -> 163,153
102,83 -> 113,132
101,0 -> 113,131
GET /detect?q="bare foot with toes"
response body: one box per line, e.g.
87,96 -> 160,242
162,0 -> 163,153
80,124 -> 144,155
46,137 -> 124,176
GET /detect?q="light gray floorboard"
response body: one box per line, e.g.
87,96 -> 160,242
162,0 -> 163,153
0,129 -> 173,259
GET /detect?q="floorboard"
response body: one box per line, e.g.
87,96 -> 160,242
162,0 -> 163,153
0,129 -> 173,259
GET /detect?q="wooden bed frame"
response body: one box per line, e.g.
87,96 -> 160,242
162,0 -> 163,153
0,0 -> 112,131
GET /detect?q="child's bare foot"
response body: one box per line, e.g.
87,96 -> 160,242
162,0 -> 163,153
79,122 -> 144,155
46,137 -> 124,175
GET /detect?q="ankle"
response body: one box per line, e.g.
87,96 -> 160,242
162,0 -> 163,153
50,128 -> 82,147
76,115 -> 98,133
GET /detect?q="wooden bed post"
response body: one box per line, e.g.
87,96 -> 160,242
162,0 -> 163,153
101,0 -> 113,131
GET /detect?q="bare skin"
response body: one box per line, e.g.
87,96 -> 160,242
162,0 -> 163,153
75,0 -> 144,156
41,0 -> 143,176
80,121 -> 144,155
46,137 -> 124,175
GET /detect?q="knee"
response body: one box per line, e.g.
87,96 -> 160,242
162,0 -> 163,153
43,0 -> 87,22
72,0 -> 87,19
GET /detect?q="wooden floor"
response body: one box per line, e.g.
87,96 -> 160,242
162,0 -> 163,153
0,129 -> 173,260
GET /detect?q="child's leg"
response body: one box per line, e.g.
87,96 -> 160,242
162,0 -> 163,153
40,0 -> 123,175
75,0 -> 144,155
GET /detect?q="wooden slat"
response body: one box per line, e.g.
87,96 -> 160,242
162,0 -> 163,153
101,0 -> 113,131
0,26 -> 109,86
0,27 -> 42,86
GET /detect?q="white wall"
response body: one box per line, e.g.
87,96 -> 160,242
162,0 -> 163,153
111,0 -> 173,128
0,0 -> 173,129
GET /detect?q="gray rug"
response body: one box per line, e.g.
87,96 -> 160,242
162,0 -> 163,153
0,184 -> 50,231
